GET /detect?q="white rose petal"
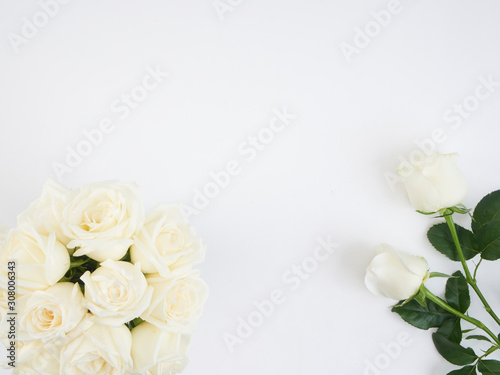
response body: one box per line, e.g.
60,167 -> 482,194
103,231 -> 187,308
17,282 -> 86,343
61,181 -> 144,262
141,269 -> 208,333
81,260 -> 153,326
397,152 -> 467,213
131,322 -> 190,375
0,226 -> 70,295
60,317 -> 133,375
131,203 -> 206,277
9,340 -> 60,375
17,179 -> 71,246
365,244 -> 429,300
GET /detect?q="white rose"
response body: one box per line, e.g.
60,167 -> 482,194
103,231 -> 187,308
9,340 -> 60,375
397,152 -> 467,213
81,259 -> 153,326
61,181 -> 144,262
17,179 -> 71,246
365,245 -> 429,300
17,282 -> 86,342
131,322 -> 190,375
131,204 -> 205,277
0,226 -> 70,295
141,269 -> 208,333
59,317 -> 133,375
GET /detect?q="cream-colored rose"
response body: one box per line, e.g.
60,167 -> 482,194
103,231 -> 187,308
131,204 -> 205,277
81,260 -> 152,326
397,152 -> 467,213
59,317 -> 133,375
365,245 -> 429,300
17,179 -> 71,246
137,360 -> 188,375
131,322 -> 190,375
7,340 -> 60,374
141,269 -> 208,333
0,226 -> 70,295
61,181 -> 144,262
17,282 -> 86,342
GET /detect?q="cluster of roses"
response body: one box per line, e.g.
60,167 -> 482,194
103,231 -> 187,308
0,180 -> 208,375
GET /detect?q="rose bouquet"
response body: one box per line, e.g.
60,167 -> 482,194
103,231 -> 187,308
0,180 -> 208,374
366,152 -> 500,374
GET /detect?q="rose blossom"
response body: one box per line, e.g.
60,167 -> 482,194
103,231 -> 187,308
365,244 -> 429,300
131,203 -> 205,277
0,226 -> 69,295
141,269 -> 208,333
61,181 -> 144,262
131,322 -> 190,374
397,152 -> 467,213
59,316 -> 133,375
81,259 -> 153,326
7,340 -> 60,374
17,179 -> 71,246
17,282 -> 86,343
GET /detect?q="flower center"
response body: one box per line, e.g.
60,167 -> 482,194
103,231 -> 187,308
34,306 -> 61,330
105,283 -> 127,304
81,201 -> 119,232
165,284 -> 192,319
77,355 -> 112,375
156,226 -> 185,254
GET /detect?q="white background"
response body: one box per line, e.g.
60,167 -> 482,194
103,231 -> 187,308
1,0 -> 500,374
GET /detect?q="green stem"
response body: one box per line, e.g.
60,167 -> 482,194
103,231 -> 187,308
444,213 -> 500,327
473,258 -> 483,281
423,286 -> 500,346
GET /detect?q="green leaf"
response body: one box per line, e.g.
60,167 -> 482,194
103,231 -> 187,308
427,223 -> 478,261
475,221 -> 500,261
448,366 -> 477,375
445,271 -> 470,313
438,318 -> 462,343
478,359 -> 500,374
465,335 -> 492,343
472,190 -> 500,233
126,317 -> 144,331
392,298 -> 454,330
432,332 -> 477,365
